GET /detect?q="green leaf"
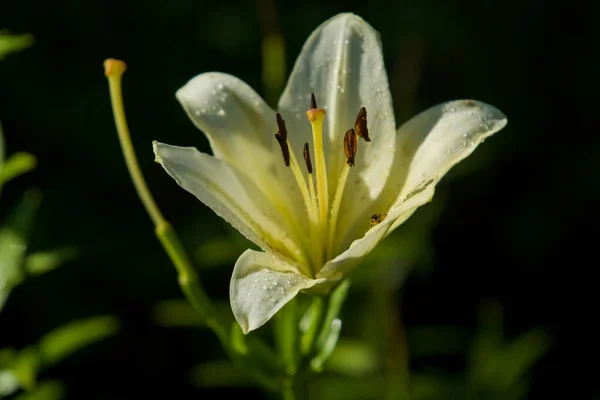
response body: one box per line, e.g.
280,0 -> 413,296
151,299 -> 205,327
310,318 -> 342,372
38,316 -> 119,366
0,31 -> 34,60
230,321 -> 249,355
0,122 -> 5,166
308,376 -> 385,400
494,329 -> 550,389
194,236 -> 243,268
324,340 -> 378,377
410,374 -> 452,400
0,152 -> 37,188
189,360 -> 251,388
0,190 -> 42,311
10,347 -> 39,390
12,381 -> 64,400
23,247 -> 78,276
309,280 -> 350,368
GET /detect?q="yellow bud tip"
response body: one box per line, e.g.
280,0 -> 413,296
104,58 -> 127,77
306,108 -> 326,123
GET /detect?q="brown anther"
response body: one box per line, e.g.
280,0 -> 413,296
344,129 -> 358,167
370,212 -> 387,228
310,92 -> 318,109
354,107 -> 371,142
274,113 -> 290,167
303,142 -> 313,174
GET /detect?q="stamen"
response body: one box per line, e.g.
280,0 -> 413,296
304,142 -> 320,254
354,107 -> 371,142
343,129 -> 358,167
327,129 -> 358,259
303,142 -> 313,174
274,113 -> 290,166
269,113 -> 316,272
370,212 -> 388,228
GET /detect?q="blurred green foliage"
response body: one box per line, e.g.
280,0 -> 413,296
0,316 -> 119,398
1,0 -> 590,398
0,32 -> 33,61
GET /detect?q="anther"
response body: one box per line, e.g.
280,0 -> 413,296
303,142 -> 313,174
310,92 -> 318,109
344,129 -> 358,167
354,107 -> 371,142
370,212 -> 387,228
274,113 -> 290,167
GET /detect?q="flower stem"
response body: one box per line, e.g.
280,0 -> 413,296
274,297 -> 299,375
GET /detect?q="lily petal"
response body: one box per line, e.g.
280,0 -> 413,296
153,142 -> 302,260
278,13 -> 396,216
395,100 -> 507,203
339,100 -> 507,249
176,72 -> 308,236
231,250 -> 327,334
176,72 -> 276,173
317,184 -> 435,280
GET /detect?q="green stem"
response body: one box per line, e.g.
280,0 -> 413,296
156,222 -> 228,343
274,297 -> 299,375
373,284 -> 410,400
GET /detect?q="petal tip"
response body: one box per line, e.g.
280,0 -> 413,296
152,140 -> 164,163
238,316 -> 250,335
444,99 -> 508,136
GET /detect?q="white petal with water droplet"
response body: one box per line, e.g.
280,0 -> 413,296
278,13 -> 396,248
231,250 -> 327,334
393,100 -> 507,203
317,184 -> 434,279
153,142 -> 302,260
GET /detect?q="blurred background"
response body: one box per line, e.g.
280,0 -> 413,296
0,0 -> 595,399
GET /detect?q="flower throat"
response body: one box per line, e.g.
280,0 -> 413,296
274,93 -> 371,276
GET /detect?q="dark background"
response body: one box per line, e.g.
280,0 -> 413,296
0,0 -> 595,398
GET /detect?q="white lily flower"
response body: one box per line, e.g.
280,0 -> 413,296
153,13 -> 507,334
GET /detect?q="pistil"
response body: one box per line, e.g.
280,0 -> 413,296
306,100 -> 329,239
